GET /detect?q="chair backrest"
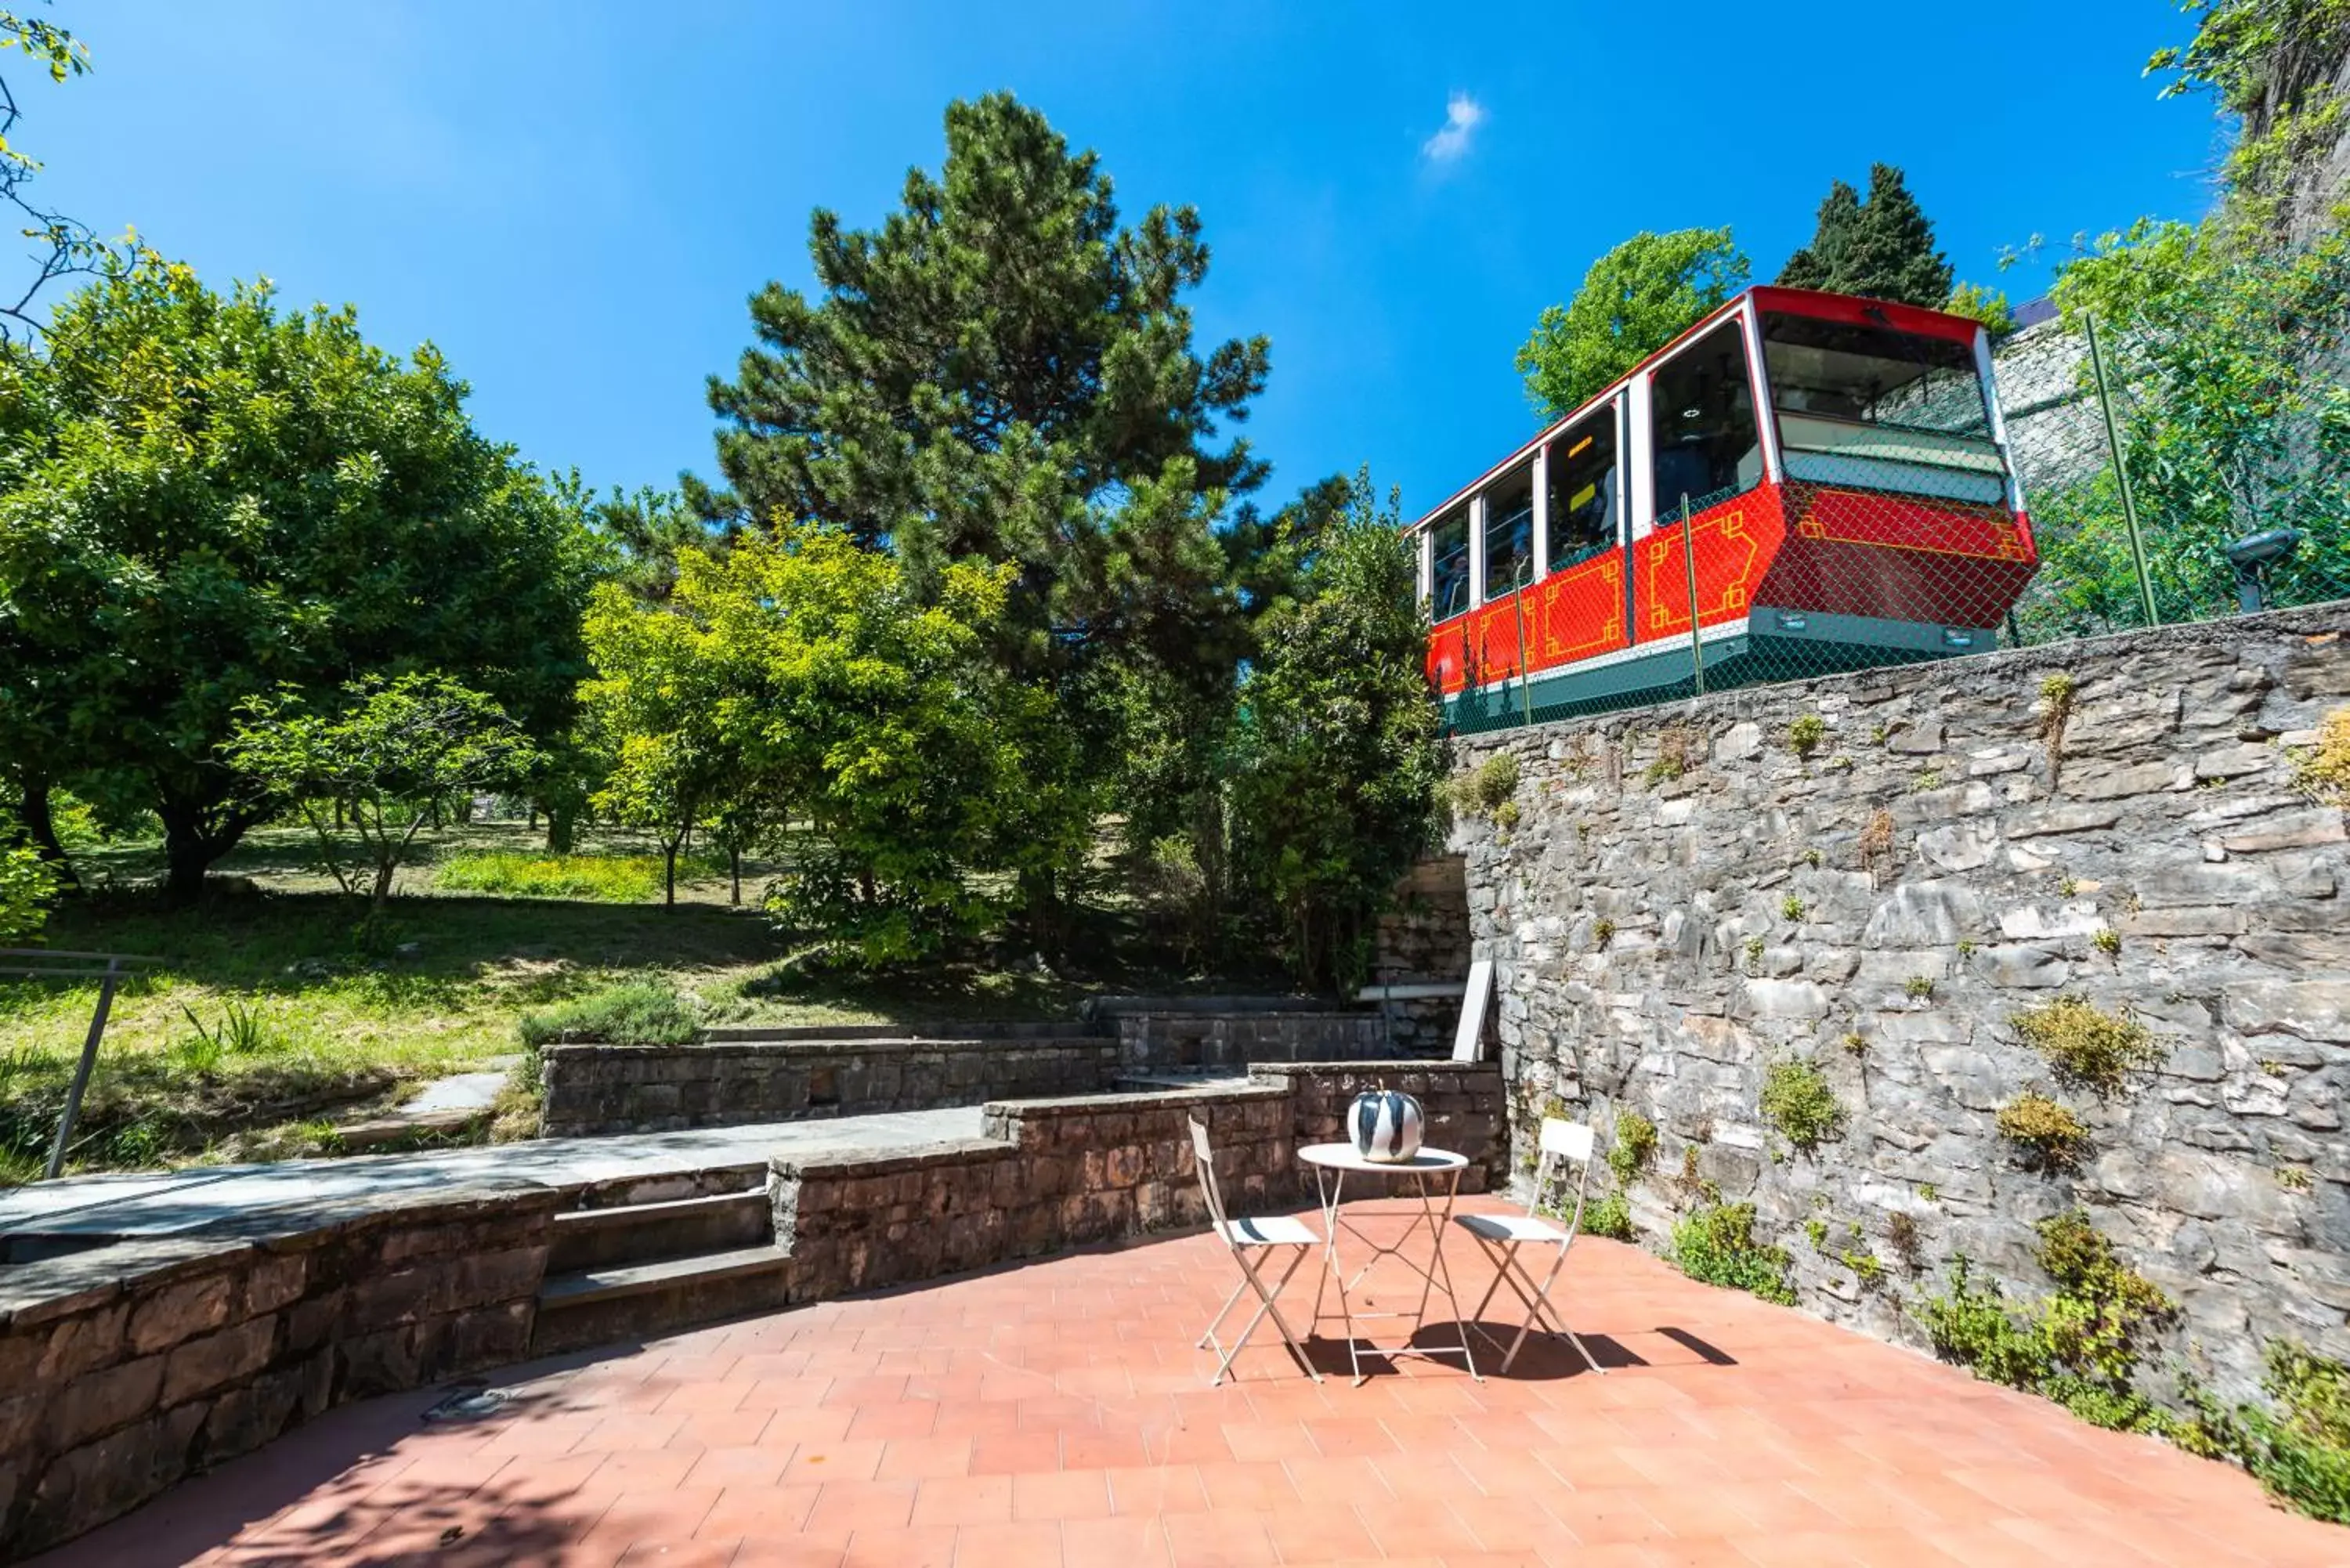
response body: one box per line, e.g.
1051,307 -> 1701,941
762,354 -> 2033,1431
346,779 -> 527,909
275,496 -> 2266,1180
1188,1114 -> 1229,1230
1451,958 -> 1494,1063
1528,1116 -> 1596,1242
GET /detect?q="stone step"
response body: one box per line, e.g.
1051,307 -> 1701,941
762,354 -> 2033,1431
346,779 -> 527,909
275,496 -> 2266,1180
547,1190 -> 772,1274
530,1245 -> 792,1356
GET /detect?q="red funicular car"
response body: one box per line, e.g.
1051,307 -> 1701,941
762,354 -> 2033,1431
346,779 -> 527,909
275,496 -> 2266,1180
1409,287 -> 2039,730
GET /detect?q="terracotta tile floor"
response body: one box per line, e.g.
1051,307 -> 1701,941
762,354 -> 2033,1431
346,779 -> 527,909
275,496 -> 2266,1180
37,1196 -> 2348,1567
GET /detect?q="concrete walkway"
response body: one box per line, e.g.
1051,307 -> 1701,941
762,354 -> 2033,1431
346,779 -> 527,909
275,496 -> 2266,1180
0,1107 -> 989,1242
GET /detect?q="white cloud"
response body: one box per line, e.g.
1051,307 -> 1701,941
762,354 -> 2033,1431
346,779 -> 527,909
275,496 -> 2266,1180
1421,92 -> 1485,164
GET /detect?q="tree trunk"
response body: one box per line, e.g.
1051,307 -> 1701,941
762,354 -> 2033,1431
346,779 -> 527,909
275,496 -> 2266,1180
156,791 -> 259,905
371,858 -> 396,911
545,804 -> 577,854
13,775 -> 80,894
729,847 -> 742,905
663,840 -> 678,909
1020,867 -> 1065,964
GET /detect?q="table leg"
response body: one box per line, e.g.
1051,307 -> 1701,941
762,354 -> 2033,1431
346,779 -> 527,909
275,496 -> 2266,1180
1314,1165 -> 1365,1386
1419,1166 -> 1480,1381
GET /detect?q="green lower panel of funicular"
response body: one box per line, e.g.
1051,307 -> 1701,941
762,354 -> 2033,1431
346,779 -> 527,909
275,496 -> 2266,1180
1441,607 -> 1994,735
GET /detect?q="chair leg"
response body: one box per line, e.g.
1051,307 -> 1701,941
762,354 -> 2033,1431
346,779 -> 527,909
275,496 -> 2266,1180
1198,1272 -> 1252,1351
1206,1245 -> 1322,1386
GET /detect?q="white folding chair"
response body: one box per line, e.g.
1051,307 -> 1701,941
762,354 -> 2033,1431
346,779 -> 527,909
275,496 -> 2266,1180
1452,1117 -> 1607,1375
1189,1115 -> 1324,1386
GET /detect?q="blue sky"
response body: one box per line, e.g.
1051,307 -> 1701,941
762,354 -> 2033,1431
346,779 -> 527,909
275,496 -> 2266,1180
29,1 -> 2231,523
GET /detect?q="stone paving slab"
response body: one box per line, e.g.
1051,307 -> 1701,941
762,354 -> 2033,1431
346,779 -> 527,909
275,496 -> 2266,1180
0,1107 -> 989,1241
29,1194 -> 2347,1567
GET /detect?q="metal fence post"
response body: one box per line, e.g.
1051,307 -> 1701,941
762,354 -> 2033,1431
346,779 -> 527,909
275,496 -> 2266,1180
2084,311 -> 2160,628
1511,559 -> 1534,728
46,956 -> 121,1180
1679,497 -> 1706,696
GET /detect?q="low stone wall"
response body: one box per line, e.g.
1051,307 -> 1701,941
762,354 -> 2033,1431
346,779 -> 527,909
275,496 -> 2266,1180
0,1182 -> 555,1559
779,1085 -> 1294,1301
1455,605 -> 2350,1406
1255,1060 -> 1507,1194
539,1035 -> 1118,1137
1114,1011 -> 1401,1071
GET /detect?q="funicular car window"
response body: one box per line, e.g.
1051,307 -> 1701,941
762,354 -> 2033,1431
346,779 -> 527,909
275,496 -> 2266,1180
1762,311 -> 2005,502
1546,405 -> 1619,569
1650,323 -> 1762,517
1431,508 -> 1471,620
1483,469 -> 1534,600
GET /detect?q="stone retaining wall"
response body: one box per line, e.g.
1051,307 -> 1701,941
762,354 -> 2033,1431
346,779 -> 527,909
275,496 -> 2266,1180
1454,606 -> 2350,1405
1253,1060 -> 1507,1194
0,1182 -> 555,1559
1113,1011 -> 1401,1071
539,1035 -> 1118,1137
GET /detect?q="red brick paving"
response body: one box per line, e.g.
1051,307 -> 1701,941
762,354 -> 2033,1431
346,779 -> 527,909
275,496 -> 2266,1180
34,1196 -> 2348,1567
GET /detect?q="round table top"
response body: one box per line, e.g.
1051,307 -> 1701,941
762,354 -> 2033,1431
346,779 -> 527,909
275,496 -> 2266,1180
1297,1142 -> 1467,1174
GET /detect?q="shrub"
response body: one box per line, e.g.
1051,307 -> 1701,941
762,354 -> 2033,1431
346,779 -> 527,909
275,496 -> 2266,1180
1448,753 -> 1520,817
2215,1345 -> 2350,1523
518,981 -> 700,1048
1781,894 -> 1806,922
1607,1111 -> 1658,1183
2012,995 -> 2164,1093
1998,1091 -> 2090,1169
2092,927 -> 2121,956
1786,714 -> 1828,756
1904,975 -> 1936,999
1759,1060 -> 1842,1151
1642,725 -> 1696,787
1582,1190 -> 1633,1241
1671,1202 -> 1795,1305
1921,1212 -> 2174,1434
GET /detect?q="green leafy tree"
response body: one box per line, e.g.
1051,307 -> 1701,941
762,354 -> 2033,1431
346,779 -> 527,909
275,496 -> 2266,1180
222,674 -> 542,910
1,6 -> 131,344
701,95 -> 1271,938
2146,0 -> 2350,229
1230,469 -> 1444,988
2017,216 -> 2350,632
1943,280 -> 2019,334
578,580 -> 736,909
0,811 -> 54,943
0,264 -> 600,900
595,484 -> 731,605
1516,229 -> 1750,420
1777,163 -> 1955,308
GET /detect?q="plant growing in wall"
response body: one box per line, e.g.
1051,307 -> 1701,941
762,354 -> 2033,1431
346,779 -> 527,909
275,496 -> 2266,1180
1670,1201 -> 1795,1305
1786,714 -> 1828,756
2290,707 -> 2350,806
2181,1344 -> 2350,1523
1997,1091 -> 2091,1170
2012,995 -> 2165,1093
1857,809 -> 1896,876
1920,1209 -> 2174,1433
1446,753 -> 1522,826
1759,1059 -> 1843,1151
2039,671 -> 2077,787
1607,1111 -> 1658,1184
1582,1190 -> 1634,1241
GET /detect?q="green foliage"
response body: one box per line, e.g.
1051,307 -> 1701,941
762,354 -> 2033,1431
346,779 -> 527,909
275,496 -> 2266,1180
1997,1091 -> 2091,1170
2294,707 -> 2350,805
1780,894 -> 1805,922
1670,1202 -> 1795,1306
1229,471 -> 1444,988
2146,0 -> 2350,220
1759,1060 -> 1842,1151
2196,1344 -> 2350,1522
1582,1190 -> 1633,1241
2016,219 -> 2350,638
1607,1111 -> 1657,1184
1805,1216 -> 1828,1250
1515,228 -> 1750,420
1904,975 -> 1936,999
1922,1214 -> 2175,1433
1447,753 -> 1519,817
1785,714 -> 1827,756
2012,995 -> 2164,1093
2092,928 -> 2122,956
222,675 -> 540,911
0,818 -> 52,944
0,264 -> 598,899
1943,281 -> 2018,334
1591,916 -> 1616,948
432,851 -> 718,904
1776,164 -> 1954,309
516,981 -> 699,1049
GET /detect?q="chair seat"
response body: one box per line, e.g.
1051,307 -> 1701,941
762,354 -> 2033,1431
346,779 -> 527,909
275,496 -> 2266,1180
1454,1212 -> 1568,1245
1216,1215 -> 1319,1248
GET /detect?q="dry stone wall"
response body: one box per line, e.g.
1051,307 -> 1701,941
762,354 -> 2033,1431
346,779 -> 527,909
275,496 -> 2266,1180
0,1182 -> 555,1559
1454,607 -> 2349,1404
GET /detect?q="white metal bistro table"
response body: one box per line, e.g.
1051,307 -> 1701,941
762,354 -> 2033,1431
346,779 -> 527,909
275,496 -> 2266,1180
1297,1143 -> 1480,1385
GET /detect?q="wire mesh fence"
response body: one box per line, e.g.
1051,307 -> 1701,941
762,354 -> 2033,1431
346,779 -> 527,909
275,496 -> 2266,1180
1437,257 -> 2350,737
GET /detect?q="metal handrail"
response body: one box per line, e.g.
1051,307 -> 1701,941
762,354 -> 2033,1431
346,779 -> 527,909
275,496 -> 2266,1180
0,949 -> 166,1180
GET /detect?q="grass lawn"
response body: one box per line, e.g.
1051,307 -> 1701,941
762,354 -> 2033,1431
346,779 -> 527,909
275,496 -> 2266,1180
1,820 -> 1255,1182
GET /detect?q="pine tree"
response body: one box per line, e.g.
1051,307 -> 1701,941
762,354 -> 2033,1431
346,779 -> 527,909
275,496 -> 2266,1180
1776,163 -> 1954,309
